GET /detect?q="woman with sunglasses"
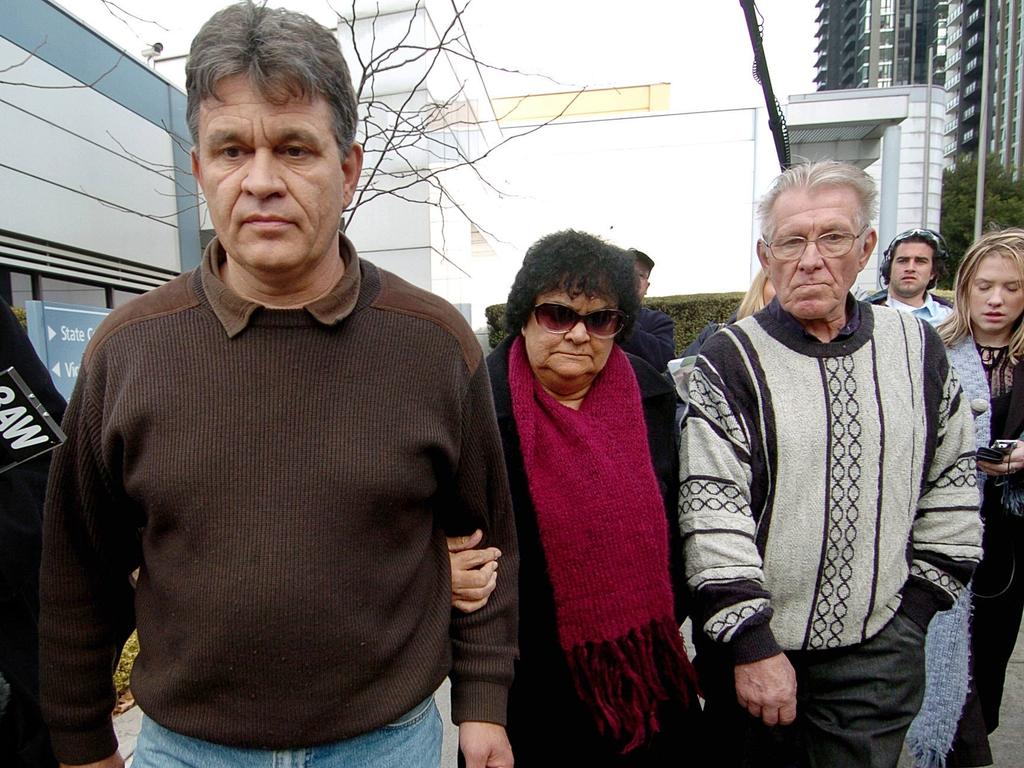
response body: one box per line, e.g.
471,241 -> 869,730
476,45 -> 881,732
486,230 -> 703,765
925,228 -> 1024,766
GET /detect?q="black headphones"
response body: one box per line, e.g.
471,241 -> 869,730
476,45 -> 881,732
879,228 -> 948,288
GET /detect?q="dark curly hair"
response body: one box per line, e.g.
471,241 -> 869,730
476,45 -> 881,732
504,230 -> 639,339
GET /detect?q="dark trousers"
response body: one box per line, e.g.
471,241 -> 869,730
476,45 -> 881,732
0,684 -> 56,768
696,612 -> 926,768
969,513 -> 1024,732
950,514 -> 1024,766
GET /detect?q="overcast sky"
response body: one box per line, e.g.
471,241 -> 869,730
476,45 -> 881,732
54,0 -> 819,106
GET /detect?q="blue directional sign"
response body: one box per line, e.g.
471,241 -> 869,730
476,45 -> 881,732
25,301 -> 112,401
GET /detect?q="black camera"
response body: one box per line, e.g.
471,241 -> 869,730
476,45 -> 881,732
977,440 -> 1017,463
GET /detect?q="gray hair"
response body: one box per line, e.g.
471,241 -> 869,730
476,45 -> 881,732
757,160 -> 879,241
185,1 -> 359,154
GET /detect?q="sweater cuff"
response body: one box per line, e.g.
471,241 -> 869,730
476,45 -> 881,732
49,721 -> 119,766
728,621 -> 783,666
900,579 -> 950,632
450,679 -> 509,726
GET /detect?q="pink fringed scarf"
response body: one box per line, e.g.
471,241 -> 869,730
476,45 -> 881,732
508,337 -> 699,752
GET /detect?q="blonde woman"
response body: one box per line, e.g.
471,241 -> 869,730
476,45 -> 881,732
931,228 -> 1024,766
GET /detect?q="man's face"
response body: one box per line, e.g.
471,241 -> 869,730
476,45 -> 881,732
634,263 -> 650,300
889,241 -> 936,304
191,75 -> 363,295
757,186 -> 876,328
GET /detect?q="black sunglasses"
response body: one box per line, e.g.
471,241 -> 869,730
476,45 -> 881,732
532,303 -> 625,338
888,228 -> 948,255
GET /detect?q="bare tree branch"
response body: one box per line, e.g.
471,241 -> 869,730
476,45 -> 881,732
100,0 -> 170,32
0,49 -> 127,89
0,40 -> 47,75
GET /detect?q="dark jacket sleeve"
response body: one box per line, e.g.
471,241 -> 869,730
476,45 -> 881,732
0,301 -> 66,768
0,302 -> 65,603
682,321 -> 724,359
620,308 -> 676,372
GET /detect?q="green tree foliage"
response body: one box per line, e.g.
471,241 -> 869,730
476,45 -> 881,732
941,159 -> 1024,286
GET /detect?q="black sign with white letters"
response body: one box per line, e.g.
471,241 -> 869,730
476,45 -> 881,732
0,367 -> 66,472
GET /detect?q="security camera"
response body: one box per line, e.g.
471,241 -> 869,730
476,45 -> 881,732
141,42 -> 164,60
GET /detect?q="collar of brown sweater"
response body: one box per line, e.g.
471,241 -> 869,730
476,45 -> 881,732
201,234 -> 363,338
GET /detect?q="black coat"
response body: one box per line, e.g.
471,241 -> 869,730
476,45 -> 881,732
0,301 -> 64,767
618,307 -> 676,373
487,337 -> 701,767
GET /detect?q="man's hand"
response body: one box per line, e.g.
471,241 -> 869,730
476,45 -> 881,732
734,653 -> 797,726
447,529 -> 500,613
61,752 -> 124,768
459,721 -> 513,768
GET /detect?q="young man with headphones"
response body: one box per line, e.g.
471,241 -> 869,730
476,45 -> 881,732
868,228 -> 953,326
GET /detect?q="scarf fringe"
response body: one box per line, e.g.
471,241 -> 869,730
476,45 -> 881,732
565,617 -> 700,753
905,587 -> 973,768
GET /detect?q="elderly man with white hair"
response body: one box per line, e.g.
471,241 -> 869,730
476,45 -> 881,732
680,160 -> 982,767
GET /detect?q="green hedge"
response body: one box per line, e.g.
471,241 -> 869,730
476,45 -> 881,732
485,293 -> 745,357
486,289 -> 961,355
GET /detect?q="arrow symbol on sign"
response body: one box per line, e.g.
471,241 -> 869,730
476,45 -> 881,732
47,326 -> 56,341
51,362 -> 61,378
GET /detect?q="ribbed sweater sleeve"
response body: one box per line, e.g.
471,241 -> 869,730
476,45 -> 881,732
447,362 -> 518,726
39,363 -> 141,763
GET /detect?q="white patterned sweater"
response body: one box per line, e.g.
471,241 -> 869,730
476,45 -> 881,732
679,302 -> 983,664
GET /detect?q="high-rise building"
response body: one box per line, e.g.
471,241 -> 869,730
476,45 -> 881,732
943,0 -> 1024,171
814,1 -> 947,91
988,0 -> 1024,170
943,1 -> 987,160
815,1 -> 1024,172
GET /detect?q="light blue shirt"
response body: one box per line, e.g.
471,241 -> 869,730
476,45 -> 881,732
886,293 -> 953,327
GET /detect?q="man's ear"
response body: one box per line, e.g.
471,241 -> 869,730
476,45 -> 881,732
191,149 -> 204,193
858,229 -> 878,270
757,240 -> 770,271
340,143 -> 364,210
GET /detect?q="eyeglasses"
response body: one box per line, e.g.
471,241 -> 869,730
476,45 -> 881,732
532,303 -> 626,338
764,226 -> 869,261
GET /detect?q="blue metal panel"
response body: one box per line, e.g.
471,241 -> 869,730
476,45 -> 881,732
25,300 -> 112,401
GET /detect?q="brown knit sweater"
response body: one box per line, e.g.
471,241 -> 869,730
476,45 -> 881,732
38,236 -> 518,764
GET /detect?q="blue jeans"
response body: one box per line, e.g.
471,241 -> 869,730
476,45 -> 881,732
133,695 -> 442,768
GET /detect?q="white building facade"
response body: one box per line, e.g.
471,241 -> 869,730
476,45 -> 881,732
1,0 -> 199,310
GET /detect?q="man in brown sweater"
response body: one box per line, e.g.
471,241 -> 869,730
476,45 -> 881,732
37,3 -> 516,768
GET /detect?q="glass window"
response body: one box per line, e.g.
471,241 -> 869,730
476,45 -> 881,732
40,276 -> 105,307
112,289 -> 143,308
9,272 -> 32,309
